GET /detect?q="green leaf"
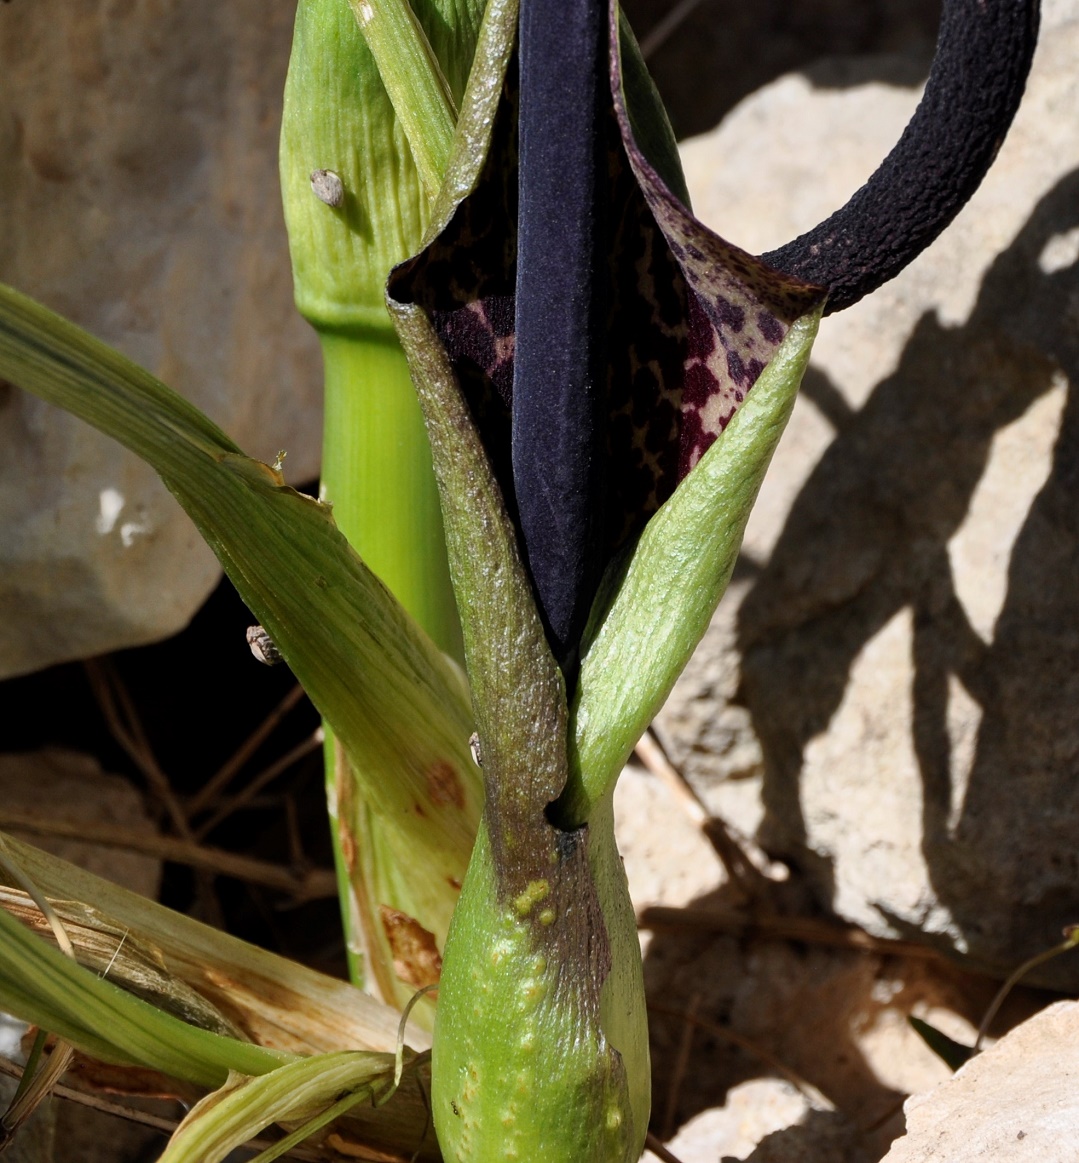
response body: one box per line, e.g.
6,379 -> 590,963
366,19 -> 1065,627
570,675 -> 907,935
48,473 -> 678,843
0,284 -> 482,966
157,1052 -> 404,1163
281,0 -> 426,334
346,0 -> 457,199
0,900 -> 290,1088
908,1017 -> 975,1071
564,308 -> 822,823
280,0 -> 486,334
0,833 -> 420,1056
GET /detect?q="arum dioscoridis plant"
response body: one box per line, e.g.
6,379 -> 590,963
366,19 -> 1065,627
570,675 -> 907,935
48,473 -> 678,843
0,0 -> 1039,1160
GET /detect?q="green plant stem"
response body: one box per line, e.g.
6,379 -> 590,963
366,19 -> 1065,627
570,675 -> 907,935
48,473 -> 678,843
318,326 -> 465,999
319,328 -> 460,659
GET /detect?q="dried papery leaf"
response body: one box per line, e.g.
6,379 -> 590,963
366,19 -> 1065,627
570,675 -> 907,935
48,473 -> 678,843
0,887 -> 242,1040
0,835 -> 419,1057
378,907 -> 443,990
0,1037 -> 74,1152
0,838 -> 440,1159
0,837 -> 77,1148
0,899 -> 291,1088
156,1053 -> 409,1163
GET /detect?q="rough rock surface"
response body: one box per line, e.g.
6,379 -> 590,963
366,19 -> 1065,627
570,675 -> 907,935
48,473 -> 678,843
881,1001 -> 1079,1162
660,13 -> 1079,987
615,763 -> 1043,1163
0,3 -> 322,679
620,0 -> 941,141
0,748 -> 161,895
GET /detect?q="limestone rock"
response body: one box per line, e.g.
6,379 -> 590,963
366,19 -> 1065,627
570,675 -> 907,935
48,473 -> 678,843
620,0 -> 940,141
881,1001 -> 1079,1162
662,1080 -> 815,1163
614,760 -> 726,935
0,748 -> 160,896
0,2 -> 322,678
662,17 -> 1079,985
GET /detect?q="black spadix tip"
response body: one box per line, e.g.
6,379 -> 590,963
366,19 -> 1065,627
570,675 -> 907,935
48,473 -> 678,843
763,0 -> 1040,314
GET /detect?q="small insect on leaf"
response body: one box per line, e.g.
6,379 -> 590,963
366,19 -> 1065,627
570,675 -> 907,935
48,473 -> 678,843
246,625 -> 283,667
310,169 -> 345,208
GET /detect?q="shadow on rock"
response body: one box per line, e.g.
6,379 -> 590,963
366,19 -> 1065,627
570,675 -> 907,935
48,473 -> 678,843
737,168 -> 1079,986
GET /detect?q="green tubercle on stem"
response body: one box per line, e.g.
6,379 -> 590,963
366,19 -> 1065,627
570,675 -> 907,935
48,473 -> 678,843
431,805 -> 647,1163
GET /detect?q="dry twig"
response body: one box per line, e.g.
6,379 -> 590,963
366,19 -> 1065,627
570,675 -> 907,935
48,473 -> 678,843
662,990 -> 700,1139
639,904 -> 961,965
633,730 -> 770,903
0,811 -> 337,899
648,1001 -> 835,1111
639,0 -> 710,59
185,683 -> 307,819
83,659 -> 193,843
193,730 -> 323,841
644,1131 -> 690,1163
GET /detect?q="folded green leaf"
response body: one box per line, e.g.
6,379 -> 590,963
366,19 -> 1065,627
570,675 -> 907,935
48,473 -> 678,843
0,901 -> 289,1088
346,0 -> 457,200
0,285 -> 481,978
280,0 -> 487,1003
280,0 -> 486,334
0,832 -> 420,1056
157,1052 -> 407,1163
563,308 -> 822,823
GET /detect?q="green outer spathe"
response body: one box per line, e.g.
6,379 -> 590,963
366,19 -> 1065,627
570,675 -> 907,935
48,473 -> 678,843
564,307 -> 824,823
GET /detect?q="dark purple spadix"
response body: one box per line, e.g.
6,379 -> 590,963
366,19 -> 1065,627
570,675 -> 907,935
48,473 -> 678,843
512,0 -> 609,673
764,0 -> 1039,313
389,0 -> 1039,693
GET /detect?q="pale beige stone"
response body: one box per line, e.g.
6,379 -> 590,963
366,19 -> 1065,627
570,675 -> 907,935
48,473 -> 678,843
0,2 -> 322,677
661,17 -> 1079,988
882,1001 -> 1079,1162
0,748 -> 160,896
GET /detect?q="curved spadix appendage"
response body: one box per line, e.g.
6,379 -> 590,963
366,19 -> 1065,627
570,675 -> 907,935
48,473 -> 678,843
763,0 -> 1040,313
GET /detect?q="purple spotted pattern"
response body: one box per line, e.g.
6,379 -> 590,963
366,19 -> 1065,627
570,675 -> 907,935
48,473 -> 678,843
392,20 -> 824,556
393,70 -> 687,554
608,0 -> 824,478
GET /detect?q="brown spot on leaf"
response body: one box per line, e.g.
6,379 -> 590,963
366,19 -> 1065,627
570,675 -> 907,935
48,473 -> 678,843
425,760 -> 465,809
379,905 -> 442,989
